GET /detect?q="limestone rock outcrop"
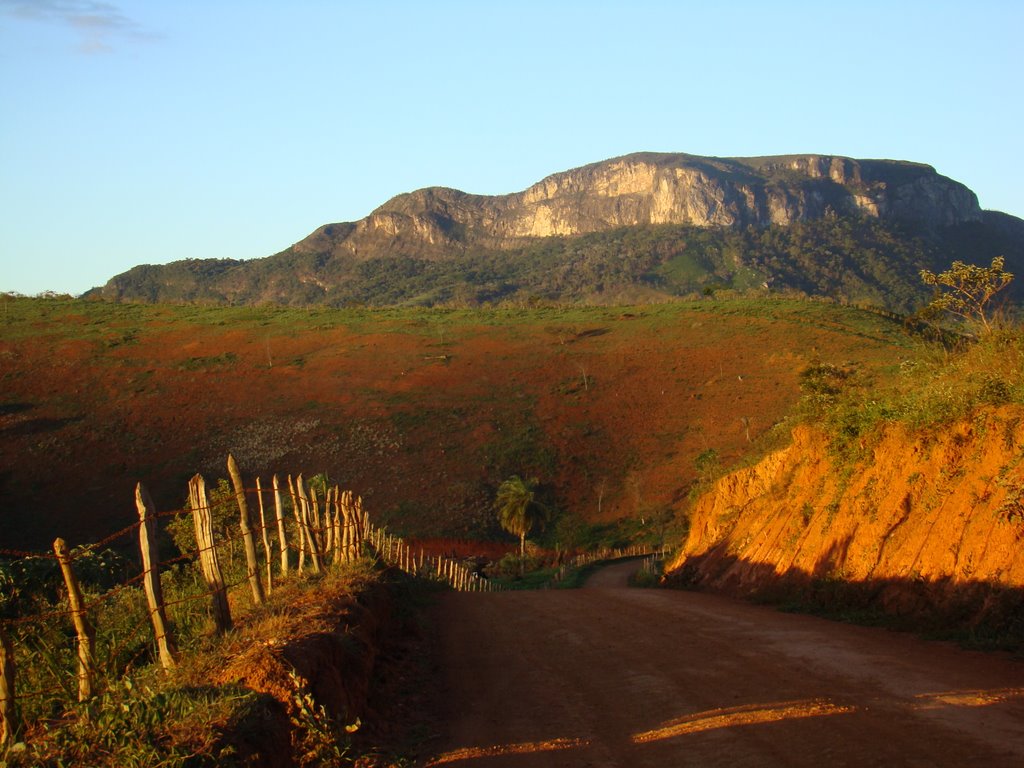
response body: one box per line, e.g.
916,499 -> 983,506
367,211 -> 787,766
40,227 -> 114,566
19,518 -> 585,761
294,152 -> 983,260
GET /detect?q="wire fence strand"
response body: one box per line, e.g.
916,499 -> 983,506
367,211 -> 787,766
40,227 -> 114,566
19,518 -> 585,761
1,466 -> 521,717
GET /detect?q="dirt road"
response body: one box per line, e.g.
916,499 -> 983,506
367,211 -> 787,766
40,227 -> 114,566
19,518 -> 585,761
422,560 -> 1024,767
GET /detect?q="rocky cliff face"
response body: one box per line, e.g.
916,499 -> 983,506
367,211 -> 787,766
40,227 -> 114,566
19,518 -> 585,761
666,408 -> 1024,629
294,152 -> 983,260
94,151 -> 1017,307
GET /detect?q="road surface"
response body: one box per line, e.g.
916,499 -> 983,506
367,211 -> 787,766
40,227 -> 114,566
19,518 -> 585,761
421,560 -> 1024,767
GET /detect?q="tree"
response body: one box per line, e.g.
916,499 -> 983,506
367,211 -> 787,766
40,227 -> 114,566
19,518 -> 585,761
919,256 -> 1013,336
494,475 -> 549,572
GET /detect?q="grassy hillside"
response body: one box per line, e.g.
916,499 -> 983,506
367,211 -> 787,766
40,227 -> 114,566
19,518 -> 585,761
0,295 -> 915,551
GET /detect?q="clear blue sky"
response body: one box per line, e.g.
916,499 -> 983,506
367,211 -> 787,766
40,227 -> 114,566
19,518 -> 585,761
1,1 -> 1022,296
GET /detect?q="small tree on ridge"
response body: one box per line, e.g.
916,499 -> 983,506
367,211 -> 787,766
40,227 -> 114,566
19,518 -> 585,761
919,256 -> 1013,336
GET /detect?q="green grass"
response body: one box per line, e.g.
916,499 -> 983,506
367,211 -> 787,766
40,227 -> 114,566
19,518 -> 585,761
2,557 -> 383,766
1,293 -> 915,352
799,327 -> 1024,467
488,559 -> 617,590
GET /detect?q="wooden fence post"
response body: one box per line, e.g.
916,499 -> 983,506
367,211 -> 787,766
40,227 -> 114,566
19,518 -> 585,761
255,477 -> 273,595
344,509 -> 354,562
189,474 -> 232,635
227,454 -> 265,606
310,487 -> 325,559
339,491 -> 350,563
0,626 -> 18,747
288,475 -> 305,573
328,489 -> 337,564
52,538 -> 95,701
339,498 -> 351,564
355,496 -> 367,551
354,494 -> 363,555
320,488 -> 333,563
272,474 -> 289,577
331,487 -> 343,564
295,475 -> 322,573
135,483 -> 177,670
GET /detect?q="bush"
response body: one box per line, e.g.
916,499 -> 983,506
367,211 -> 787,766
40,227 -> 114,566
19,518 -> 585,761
8,678 -> 249,767
801,328 -> 1024,462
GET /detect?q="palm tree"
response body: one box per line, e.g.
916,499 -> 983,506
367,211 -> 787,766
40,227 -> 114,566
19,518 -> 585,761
494,475 -> 549,573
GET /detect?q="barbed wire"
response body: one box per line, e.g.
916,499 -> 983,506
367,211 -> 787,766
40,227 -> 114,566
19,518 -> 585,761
0,605 -> 71,627
9,613 -> 156,703
0,470 -> 384,718
160,589 -> 214,612
0,521 -> 139,562
0,548 -> 57,560
89,519 -> 144,550
11,681 -> 71,702
0,528 -> 365,629
156,553 -> 194,569
1,487 -> 503,661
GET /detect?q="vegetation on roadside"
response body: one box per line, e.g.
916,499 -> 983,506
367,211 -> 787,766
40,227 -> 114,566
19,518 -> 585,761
795,257 -> 1022,465
769,577 -> 1024,653
493,476 -> 549,570
1,559 -> 381,767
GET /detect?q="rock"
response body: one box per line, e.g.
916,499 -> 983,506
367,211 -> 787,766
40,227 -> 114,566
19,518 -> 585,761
303,152 -> 982,261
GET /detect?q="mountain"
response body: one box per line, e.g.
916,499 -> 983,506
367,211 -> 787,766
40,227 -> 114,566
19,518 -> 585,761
89,152 -> 1024,311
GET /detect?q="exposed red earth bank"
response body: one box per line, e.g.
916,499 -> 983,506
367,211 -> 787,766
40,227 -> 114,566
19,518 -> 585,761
667,409 -> 1024,628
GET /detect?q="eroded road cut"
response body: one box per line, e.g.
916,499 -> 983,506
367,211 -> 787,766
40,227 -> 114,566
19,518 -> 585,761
422,560 -> 1024,767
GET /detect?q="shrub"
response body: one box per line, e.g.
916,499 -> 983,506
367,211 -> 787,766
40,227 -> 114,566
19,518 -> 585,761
801,328 -> 1024,463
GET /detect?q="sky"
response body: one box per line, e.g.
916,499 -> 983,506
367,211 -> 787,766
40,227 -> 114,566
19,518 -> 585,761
1,1 -> 1022,296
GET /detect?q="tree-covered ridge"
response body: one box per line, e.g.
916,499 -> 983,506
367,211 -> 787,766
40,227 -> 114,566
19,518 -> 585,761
87,151 -> 1024,310
95,215 -> 1019,312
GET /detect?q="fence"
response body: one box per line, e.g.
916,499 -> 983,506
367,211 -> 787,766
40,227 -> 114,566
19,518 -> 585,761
0,454 -> 496,747
639,550 -> 668,580
368,529 -> 501,593
549,544 -> 669,586
0,453 -> 665,746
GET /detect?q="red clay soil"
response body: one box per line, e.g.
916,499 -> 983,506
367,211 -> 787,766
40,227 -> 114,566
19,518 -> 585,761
422,561 -> 1024,767
0,299 -> 908,550
669,408 -> 1024,627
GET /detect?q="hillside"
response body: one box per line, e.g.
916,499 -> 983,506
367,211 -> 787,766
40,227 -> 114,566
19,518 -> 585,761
0,296 -> 910,550
89,153 -> 1024,311
667,371 -> 1024,640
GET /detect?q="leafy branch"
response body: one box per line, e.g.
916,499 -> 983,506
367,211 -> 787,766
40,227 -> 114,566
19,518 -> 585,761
919,256 -> 1013,336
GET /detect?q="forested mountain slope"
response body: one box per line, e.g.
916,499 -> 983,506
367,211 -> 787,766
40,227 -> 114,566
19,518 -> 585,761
90,153 -> 1024,312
